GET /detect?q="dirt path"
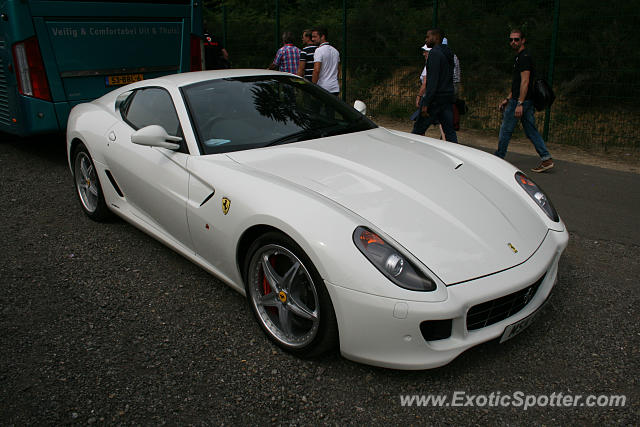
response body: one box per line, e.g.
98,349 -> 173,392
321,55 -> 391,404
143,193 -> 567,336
373,117 -> 640,174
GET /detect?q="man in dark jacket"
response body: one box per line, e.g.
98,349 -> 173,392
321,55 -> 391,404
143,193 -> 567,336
412,28 -> 458,143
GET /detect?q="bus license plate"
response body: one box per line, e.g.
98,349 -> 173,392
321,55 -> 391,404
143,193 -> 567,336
106,74 -> 144,86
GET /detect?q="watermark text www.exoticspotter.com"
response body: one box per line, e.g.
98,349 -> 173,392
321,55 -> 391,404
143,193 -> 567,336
399,392 -> 627,410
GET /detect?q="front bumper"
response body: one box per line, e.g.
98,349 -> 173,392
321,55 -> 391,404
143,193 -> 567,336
325,229 -> 568,370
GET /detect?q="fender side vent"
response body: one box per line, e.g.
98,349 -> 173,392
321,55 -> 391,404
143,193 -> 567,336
105,170 -> 124,197
200,191 -> 215,207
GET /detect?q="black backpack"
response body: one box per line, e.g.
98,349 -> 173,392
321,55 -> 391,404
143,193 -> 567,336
532,78 -> 556,111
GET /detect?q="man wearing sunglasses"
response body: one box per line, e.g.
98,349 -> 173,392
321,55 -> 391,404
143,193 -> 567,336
496,29 -> 554,172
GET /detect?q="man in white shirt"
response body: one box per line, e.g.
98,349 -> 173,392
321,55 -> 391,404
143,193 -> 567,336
311,28 -> 340,95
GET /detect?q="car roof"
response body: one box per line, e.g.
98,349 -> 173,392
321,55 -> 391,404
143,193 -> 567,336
93,69 -> 297,108
143,69 -> 294,88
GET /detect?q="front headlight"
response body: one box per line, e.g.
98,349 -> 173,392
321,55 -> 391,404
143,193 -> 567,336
353,226 -> 436,292
515,172 -> 559,222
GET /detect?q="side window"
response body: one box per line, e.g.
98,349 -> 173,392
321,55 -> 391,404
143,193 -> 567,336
122,87 -> 182,138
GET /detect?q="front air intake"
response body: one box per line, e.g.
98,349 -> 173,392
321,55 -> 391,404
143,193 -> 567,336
420,319 -> 453,341
466,276 -> 544,331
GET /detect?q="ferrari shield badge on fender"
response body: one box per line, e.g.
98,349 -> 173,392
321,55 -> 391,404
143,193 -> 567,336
508,243 -> 518,253
222,197 -> 231,215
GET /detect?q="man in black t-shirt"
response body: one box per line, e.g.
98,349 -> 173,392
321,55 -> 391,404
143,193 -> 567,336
495,29 -> 553,172
203,33 -> 229,70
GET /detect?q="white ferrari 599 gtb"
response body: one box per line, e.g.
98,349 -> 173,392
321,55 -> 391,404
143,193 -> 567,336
67,70 -> 568,369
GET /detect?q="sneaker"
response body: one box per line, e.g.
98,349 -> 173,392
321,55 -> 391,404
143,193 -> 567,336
531,158 -> 554,173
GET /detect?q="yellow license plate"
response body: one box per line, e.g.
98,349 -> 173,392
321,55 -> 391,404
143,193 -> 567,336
106,74 -> 144,86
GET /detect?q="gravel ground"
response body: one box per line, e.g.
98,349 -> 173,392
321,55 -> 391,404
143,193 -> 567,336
1,134 -> 638,425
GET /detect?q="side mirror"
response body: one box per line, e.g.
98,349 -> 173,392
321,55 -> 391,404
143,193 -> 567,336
353,100 -> 367,115
131,125 -> 182,150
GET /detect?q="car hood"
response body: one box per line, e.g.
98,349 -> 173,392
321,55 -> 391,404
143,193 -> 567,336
227,128 -> 549,284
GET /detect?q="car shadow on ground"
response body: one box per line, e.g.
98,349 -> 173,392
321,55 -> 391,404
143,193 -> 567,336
1,132 -> 68,167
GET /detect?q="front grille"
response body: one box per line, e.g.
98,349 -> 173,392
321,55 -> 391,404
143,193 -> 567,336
466,276 -> 544,331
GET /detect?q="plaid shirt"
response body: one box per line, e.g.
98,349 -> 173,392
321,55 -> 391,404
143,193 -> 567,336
274,44 -> 301,74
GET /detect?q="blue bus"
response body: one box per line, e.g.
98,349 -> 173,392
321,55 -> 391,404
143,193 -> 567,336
0,0 -> 203,137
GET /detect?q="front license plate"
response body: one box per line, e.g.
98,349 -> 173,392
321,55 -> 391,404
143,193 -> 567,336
106,74 -> 144,86
499,297 -> 550,343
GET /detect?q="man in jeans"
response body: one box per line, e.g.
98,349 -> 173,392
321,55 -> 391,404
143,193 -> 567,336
496,28 -> 554,172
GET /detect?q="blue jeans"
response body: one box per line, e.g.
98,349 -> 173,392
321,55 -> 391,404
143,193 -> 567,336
495,99 -> 551,160
411,100 -> 458,143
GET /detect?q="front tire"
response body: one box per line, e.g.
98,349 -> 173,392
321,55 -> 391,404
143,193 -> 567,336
244,232 -> 338,357
72,143 -> 112,222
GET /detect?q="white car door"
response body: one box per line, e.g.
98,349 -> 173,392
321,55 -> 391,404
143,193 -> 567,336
104,87 -> 194,250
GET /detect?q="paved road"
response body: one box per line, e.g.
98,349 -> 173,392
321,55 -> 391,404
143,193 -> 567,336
1,134 -> 638,425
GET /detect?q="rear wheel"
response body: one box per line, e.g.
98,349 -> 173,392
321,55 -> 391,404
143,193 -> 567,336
72,144 -> 112,221
245,232 -> 338,357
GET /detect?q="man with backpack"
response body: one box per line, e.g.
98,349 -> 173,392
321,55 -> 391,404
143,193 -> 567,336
496,28 -> 554,172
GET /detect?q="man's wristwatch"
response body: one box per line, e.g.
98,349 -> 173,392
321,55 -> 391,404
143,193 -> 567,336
517,100 -> 523,106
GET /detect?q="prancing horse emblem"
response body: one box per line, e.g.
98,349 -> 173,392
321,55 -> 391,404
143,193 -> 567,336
508,243 -> 518,254
222,197 -> 231,215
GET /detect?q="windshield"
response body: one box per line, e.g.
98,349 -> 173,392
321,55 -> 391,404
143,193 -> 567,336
182,75 -> 377,154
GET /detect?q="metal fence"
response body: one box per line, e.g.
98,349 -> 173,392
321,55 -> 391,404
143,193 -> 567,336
206,0 -> 640,151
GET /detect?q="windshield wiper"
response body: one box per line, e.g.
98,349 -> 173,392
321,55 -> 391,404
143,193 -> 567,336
321,116 -> 372,137
263,128 -> 322,147
263,117 -> 372,147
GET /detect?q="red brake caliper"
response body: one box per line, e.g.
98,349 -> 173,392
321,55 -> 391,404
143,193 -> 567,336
262,274 -> 271,295
262,255 -> 277,315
